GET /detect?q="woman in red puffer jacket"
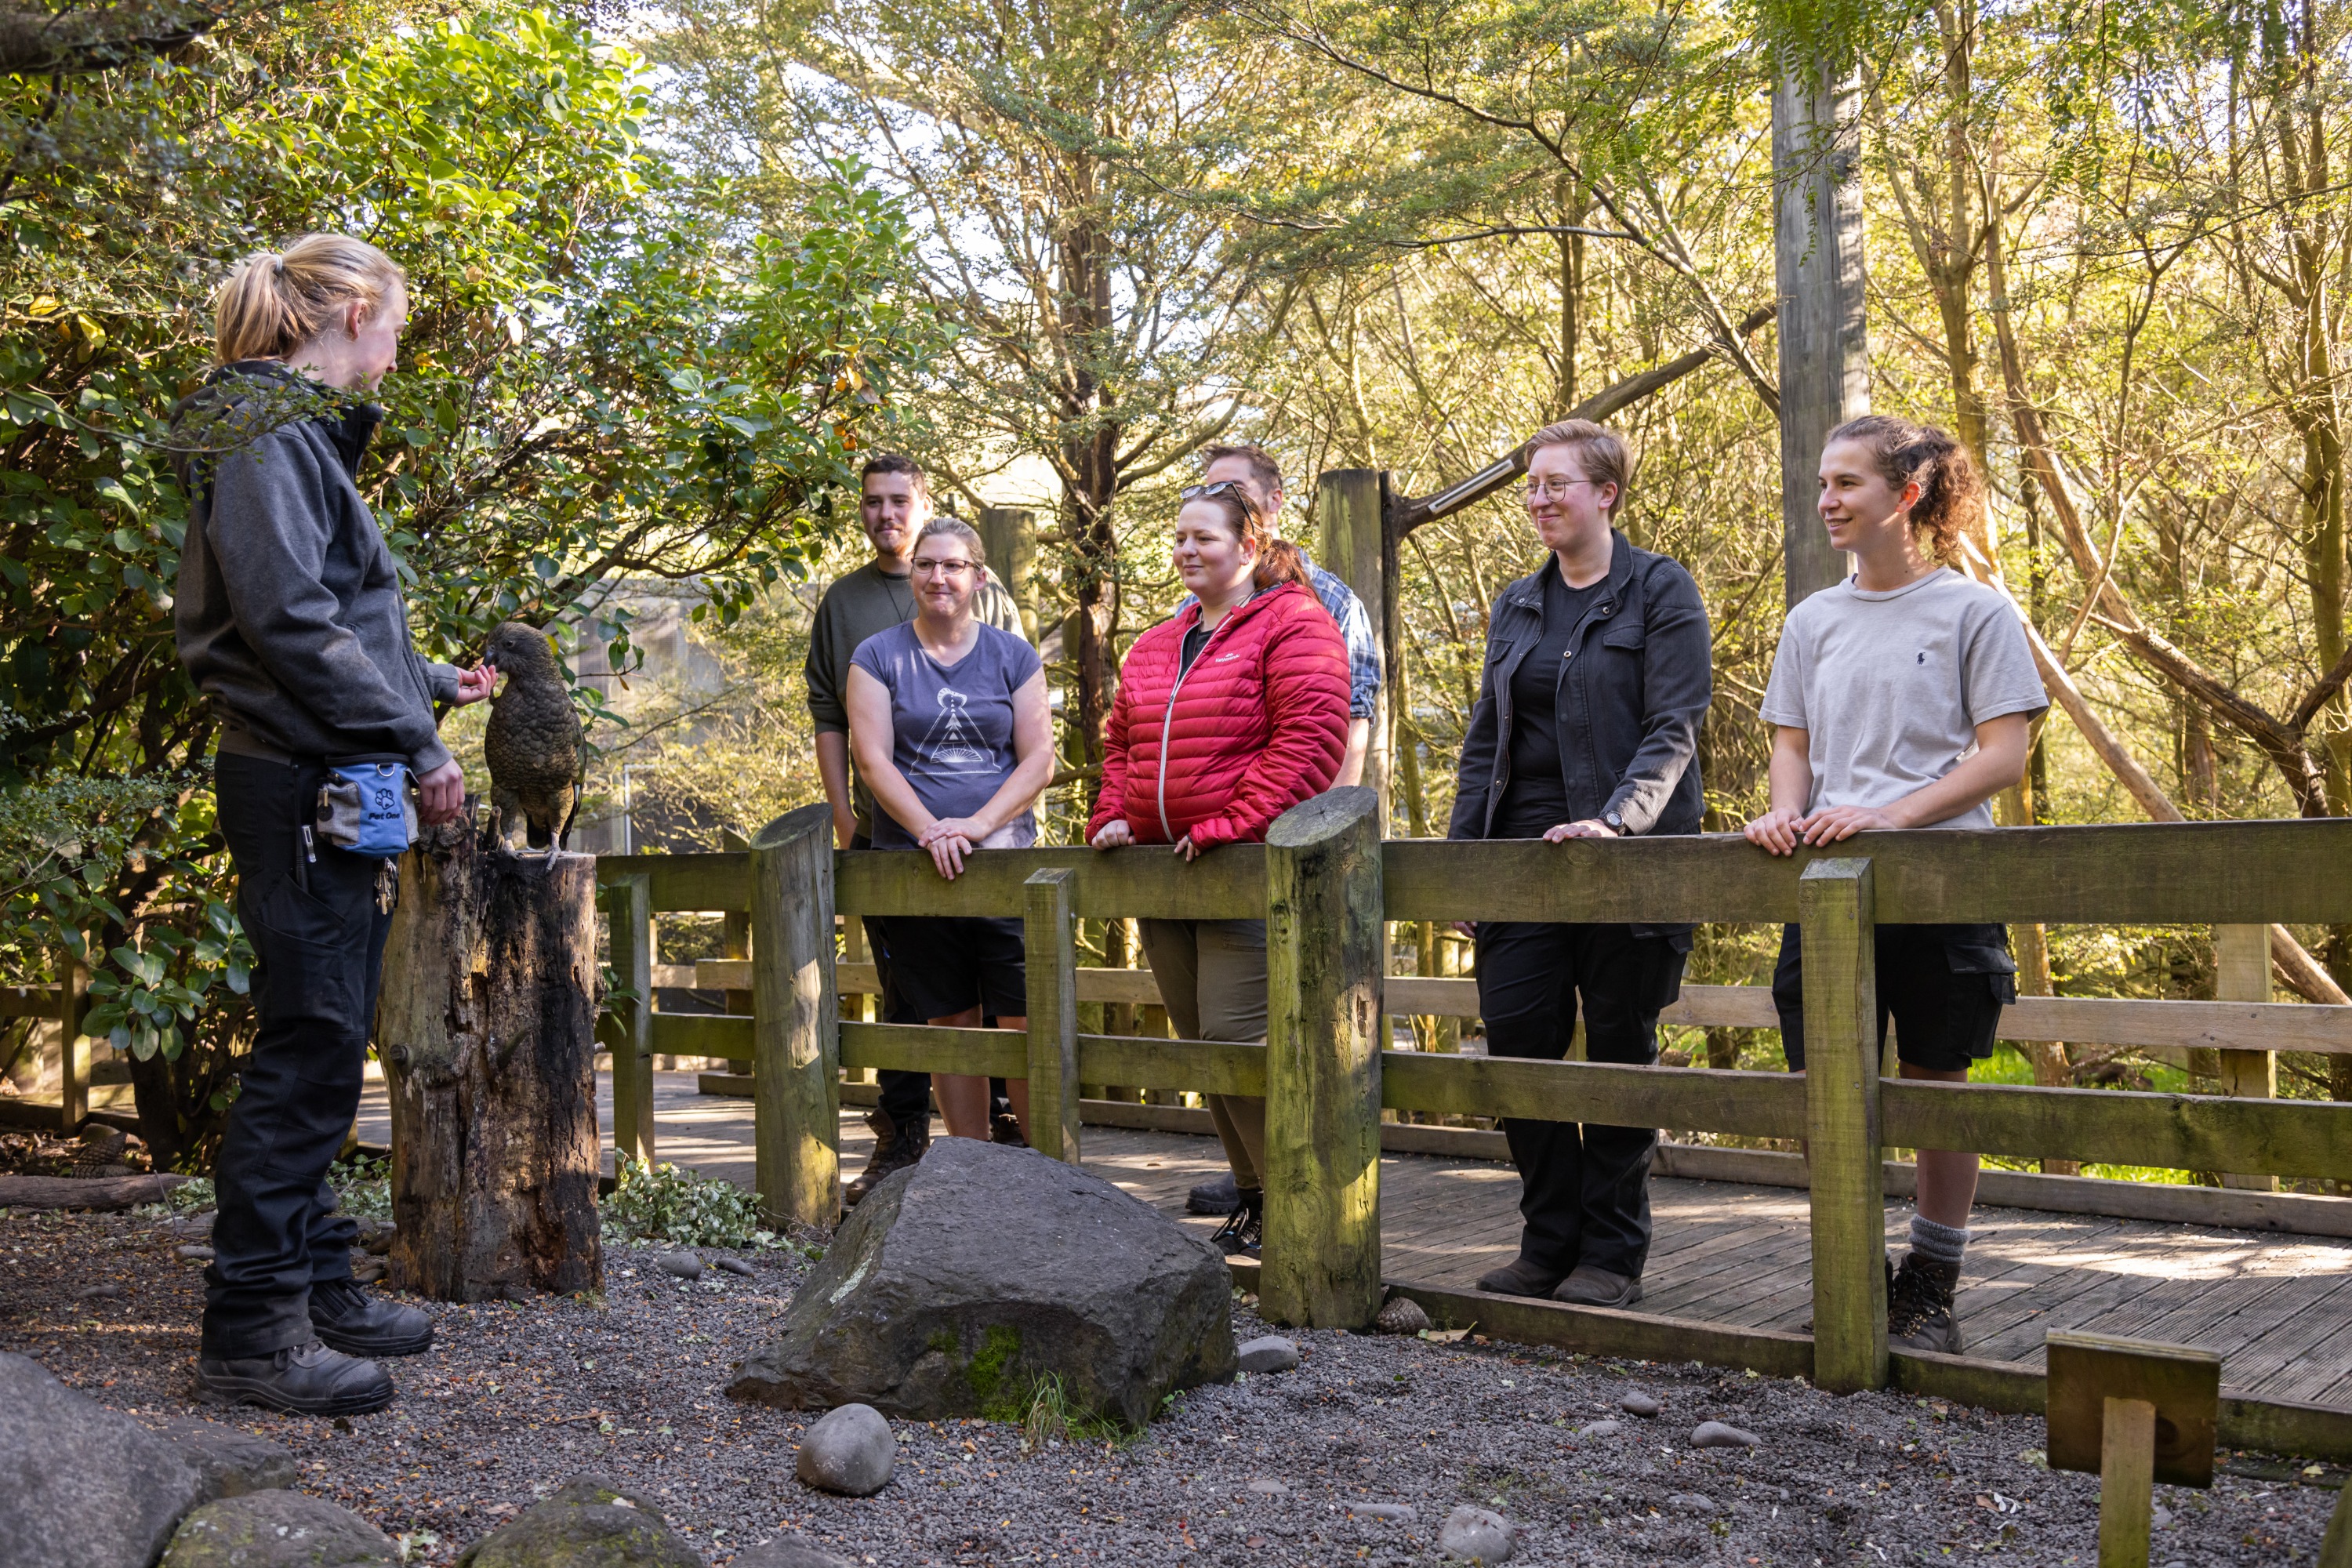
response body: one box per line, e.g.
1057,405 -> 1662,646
1090,479 -> 1349,1257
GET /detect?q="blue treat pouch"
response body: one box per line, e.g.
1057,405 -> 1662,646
317,756 -> 416,858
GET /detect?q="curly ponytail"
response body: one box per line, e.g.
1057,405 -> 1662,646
1826,414 -> 1984,566
212,234 -> 406,365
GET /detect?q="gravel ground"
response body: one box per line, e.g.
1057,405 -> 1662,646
1,1204 -> 2342,1566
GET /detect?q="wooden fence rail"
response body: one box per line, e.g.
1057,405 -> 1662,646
596,802 -> 2352,1453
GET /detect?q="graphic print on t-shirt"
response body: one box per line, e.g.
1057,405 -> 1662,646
919,687 -> 991,771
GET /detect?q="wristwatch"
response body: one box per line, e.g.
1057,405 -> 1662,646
1602,811 -> 1624,834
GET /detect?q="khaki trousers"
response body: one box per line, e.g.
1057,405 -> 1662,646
1138,917 -> 1270,1191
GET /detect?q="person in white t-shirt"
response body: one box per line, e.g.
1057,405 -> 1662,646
1744,415 -> 2049,1356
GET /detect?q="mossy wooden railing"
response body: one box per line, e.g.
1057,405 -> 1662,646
597,794 -> 2352,1459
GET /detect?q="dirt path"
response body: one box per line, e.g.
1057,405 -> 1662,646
1,1206 -> 2338,1565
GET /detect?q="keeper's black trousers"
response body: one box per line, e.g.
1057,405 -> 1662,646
1474,920 -> 1688,1279
203,753 -> 390,1358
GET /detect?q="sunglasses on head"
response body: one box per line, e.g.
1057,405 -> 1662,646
1179,480 -> 1250,502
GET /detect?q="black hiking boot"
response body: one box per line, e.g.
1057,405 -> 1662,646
1188,1171 -> 1240,1216
845,1106 -> 928,1207
1208,1188 -> 1262,1258
195,1340 -> 394,1416
310,1278 -> 434,1357
1888,1250 -> 1965,1355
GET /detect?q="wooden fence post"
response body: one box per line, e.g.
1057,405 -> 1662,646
1261,786 -> 1385,1330
1025,868 -> 1080,1163
600,874 -> 655,1167
721,827 -> 754,1020
2216,924 -> 2278,1192
751,804 -> 840,1227
1800,857 -> 1886,1393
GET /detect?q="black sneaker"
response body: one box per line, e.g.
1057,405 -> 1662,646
1208,1189 -> 1262,1257
845,1106 -> 928,1207
195,1340 -> 393,1415
990,1111 -> 1029,1149
1888,1250 -> 1965,1355
310,1277 -> 434,1357
1187,1171 -> 1240,1216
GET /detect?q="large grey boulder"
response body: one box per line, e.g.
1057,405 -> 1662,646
453,1475 -> 699,1568
0,1351 -> 205,1568
158,1421 -> 299,1503
159,1490 -> 396,1567
728,1138 -> 1234,1428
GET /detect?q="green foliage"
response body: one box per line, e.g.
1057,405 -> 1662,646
0,0 -> 931,1163
601,1153 -> 782,1248
334,1153 -> 395,1221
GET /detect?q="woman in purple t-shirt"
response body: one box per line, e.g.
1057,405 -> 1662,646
846,517 -> 1051,1142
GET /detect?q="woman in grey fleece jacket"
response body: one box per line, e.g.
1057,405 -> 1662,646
170,234 -> 491,1417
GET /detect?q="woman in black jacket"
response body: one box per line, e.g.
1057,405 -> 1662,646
1447,419 -> 1713,1307
173,234 -> 492,1416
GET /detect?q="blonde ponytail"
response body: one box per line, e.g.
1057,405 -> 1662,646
212,234 -> 406,365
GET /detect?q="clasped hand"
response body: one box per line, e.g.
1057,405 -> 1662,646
1089,819 -> 1203,860
1741,804 -> 1900,855
916,816 -> 989,880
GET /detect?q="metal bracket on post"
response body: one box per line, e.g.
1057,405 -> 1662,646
600,874 -> 655,1167
1799,857 -> 1886,1393
750,804 -> 840,1228
1261,786 -> 1384,1330
1024,867 -> 1080,1164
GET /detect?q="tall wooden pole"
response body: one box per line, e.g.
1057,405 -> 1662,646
378,829 -> 602,1301
978,506 -> 1040,644
1317,469 -> 1390,823
1773,64 -> 1868,608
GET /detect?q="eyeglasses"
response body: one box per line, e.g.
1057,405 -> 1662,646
1523,478 -> 1599,501
910,558 -> 976,577
1180,480 -> 1250,503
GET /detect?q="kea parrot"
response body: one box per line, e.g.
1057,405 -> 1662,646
481,620 -> 582,851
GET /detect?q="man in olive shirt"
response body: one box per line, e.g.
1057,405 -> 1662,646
807,453 -> 1022,1203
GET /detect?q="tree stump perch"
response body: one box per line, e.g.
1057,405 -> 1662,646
374,814 -> 601,1301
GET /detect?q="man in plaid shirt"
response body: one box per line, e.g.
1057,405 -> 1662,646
1195,444 -> 1381,786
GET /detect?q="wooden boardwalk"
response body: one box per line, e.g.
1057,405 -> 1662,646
355,1071 -> 2352,1407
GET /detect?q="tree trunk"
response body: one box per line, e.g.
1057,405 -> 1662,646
375,817 -> 602,1301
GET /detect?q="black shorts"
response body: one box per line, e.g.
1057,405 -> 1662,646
1772,922 -> 2015,1073
873,915 -> 1026,1024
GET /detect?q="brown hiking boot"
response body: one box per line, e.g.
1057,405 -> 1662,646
844,1106 -> 928,1207
1888,1250 -> 1965,1355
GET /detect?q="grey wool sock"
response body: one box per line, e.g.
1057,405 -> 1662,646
1908,1214 -> 1971,1267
